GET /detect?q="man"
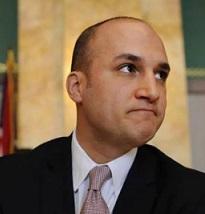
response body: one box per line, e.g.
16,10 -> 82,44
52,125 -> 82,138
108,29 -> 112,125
0,17 -> 205,214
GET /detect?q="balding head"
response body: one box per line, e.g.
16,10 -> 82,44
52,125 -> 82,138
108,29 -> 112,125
71,16 -> 161,73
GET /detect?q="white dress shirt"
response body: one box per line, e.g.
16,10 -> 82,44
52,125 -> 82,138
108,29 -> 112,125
71,131 -> 138,214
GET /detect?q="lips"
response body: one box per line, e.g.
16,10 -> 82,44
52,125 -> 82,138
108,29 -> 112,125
128,108 -> 157,116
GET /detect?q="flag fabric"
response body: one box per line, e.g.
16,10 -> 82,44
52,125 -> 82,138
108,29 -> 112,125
0,50 -> 16,156
0,71 -> 6,156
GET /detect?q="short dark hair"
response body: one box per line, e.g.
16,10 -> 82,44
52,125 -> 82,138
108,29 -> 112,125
71,16 -> 145,72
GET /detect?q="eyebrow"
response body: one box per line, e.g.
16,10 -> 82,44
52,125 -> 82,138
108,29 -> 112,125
114,53 -> 171,72
114,53 -> 142,62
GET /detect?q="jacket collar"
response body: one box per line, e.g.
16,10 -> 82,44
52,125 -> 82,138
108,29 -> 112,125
113,145 -> 159,214
33,135 -> 75,214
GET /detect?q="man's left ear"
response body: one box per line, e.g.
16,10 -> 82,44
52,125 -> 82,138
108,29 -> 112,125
66,71 -> 86,103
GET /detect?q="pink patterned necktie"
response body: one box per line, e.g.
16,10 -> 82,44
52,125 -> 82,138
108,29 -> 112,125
80,165 -> 111,214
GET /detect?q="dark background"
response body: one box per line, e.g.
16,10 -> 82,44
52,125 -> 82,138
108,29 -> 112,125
0,0 -> 17,63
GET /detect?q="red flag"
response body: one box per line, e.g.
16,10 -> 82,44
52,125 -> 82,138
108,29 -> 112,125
0,50 -> 15,156
1,81 -> 12,155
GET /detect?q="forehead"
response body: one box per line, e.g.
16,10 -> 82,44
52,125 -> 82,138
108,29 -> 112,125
89,20 -> 168,63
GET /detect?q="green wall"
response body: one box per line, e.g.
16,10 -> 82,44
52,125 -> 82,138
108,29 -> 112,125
181,0 -> 205,69
0,0 -> 17,63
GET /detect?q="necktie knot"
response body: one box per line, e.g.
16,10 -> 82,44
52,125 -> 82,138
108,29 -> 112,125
80,165 -> 111,214
89,165 -> 111,191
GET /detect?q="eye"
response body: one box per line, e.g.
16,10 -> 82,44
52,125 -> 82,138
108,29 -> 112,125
155,70 -> 169,81
119,64 -> 138,73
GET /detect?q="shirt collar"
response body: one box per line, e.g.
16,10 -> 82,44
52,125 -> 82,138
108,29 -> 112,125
107,147 -> 137,196
72,131 -> 96,192
72,130 -> 138,194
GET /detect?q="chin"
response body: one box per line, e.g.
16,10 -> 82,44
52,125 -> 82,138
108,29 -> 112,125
127,127 -> 157,147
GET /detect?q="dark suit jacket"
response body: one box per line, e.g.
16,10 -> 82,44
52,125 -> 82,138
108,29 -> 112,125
0,134 -> 205,214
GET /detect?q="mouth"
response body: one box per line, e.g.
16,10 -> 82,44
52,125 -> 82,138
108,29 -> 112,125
128,108 -> 157,116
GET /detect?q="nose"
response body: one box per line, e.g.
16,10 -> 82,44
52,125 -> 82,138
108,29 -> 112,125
134,74 -> 160,103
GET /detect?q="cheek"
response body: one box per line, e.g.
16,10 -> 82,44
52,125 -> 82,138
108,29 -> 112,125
86,74 -> 129,117
158,92 -> 167,116
96,87 -> 124,121
84,84 -> 113,115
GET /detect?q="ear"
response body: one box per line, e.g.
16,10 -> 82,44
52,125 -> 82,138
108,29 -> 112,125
66,71 -> 86,103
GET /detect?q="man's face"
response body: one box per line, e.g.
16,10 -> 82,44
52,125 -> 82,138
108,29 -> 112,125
77,20 -> 170,152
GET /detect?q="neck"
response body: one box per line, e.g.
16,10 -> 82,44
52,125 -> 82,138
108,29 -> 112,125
75,127 -> 133,164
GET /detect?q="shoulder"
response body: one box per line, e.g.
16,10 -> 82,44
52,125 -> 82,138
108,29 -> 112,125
0,136 -> 72,211
142,144 -> 205,180
141,144 -> 205,203
0,135 -> 71,175
32,136 -> 71,157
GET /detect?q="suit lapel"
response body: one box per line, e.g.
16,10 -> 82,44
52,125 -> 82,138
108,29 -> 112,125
37,136 -> 75,214
113,145 -> 159,214
35,137 -> 160,214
